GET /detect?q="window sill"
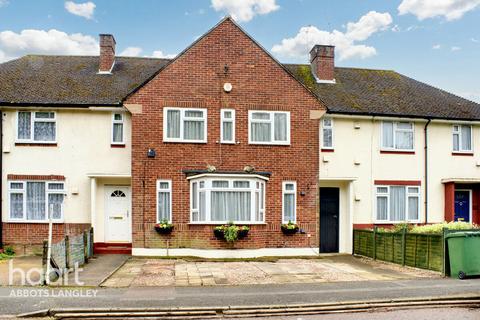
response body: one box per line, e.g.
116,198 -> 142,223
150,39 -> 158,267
163,140 -> 207,144
4,220 -> 65,224
380,150 -> 415,155
188,222 -> 267,225
374,221 -> 420,224
321,148 -> 334,153
111,144 -> 126,148
452,152 -> 473,156
15,142 -> 57,147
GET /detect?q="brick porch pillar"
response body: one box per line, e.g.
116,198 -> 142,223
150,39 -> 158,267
444,182 -> 455,222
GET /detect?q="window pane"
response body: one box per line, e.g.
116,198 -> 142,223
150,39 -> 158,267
113,123 -> 123,143
260,183 -> 264,209
114,113 -> 123,121
274,113 -> 287,141
184,120 -> 204,140
408,197 -> 419,221
212,181 -> 229,188
382,122 -> 394,148
48,194 -> 64,220
166,110 -> 181,138
233,181 -> 249,188
10,182 -> 24,190
10,193 -> 24,219
222,122 -> 233,141
35,112 -> 54,119
192,182 -> 198,209
395,131 -> 413,149
453,133 -> 460,151
158,182 -> 169,189
323,128 -> 332,148
199,191 -> 206,221
461,125 -> 472,150
185,110 -> 203,118
323,118 -> 332,127
376,196 -> 388,220
255,191 -> 261,221
48,183 -> 64,190
252,112 -> 270,120
18,112 -> 31,140
34,122 -> 56,141
390,186 -> 406,221
26,182 -> 46,221
407,187 -> 419,194
285,183 -> 295,191
157,192 -> 170,221
396,122 -> 412,130
377,187 -> 388,193
283,193 -> 295,222
251,122 -> 271,142
211,191 -> 251,221
223,111 -> 232,119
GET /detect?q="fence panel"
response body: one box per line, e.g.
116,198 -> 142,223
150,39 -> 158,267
69,234 -> 86,267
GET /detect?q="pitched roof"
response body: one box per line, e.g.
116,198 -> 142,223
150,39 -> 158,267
0,55 -> 169,106
284,64 -> 480,121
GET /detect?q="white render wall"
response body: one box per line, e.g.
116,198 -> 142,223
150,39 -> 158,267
320,116 -> 480,226
1,108 -> 131,227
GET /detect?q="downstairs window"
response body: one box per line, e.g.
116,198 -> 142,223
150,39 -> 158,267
375,185 -> 419,222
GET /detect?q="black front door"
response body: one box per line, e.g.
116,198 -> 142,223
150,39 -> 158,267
320,187 -> 339,253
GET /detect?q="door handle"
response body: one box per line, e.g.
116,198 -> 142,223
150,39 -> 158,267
333,215 -> 338,219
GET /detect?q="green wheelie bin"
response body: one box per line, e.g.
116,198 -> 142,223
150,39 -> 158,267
445,231 -> 480,279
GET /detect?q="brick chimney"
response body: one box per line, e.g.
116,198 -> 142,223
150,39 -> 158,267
99,34 -> 116,74
309,45 -> 335,83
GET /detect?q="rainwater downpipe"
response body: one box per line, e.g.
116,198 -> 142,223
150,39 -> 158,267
424,118 -> 431,224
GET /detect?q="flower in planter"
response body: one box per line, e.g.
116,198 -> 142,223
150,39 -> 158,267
281,220 -> 299,235
213,222 -> 250,241
154,219 -> 174,234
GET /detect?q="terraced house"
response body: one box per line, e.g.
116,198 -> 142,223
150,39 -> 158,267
0,18 -> 479,257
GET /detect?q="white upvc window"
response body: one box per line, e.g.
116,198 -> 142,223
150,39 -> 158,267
381,121 -> 414,151
375,185 -> 420,223
282,181 -> 297,223
322,117 -> 333,149
157,180 -> 172,223
453,124 -> 472,152
163,107 -> 207,143
8,181 -> 65,222
248,111 -> 290,145
16,111 -> 56,143
112,113 -> 124,145
220,109 -> 235,144
190,176 -> 266,224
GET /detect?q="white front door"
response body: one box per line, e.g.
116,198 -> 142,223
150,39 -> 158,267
105,186 -> 131,242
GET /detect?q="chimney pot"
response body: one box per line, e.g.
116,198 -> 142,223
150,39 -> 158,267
99,34 -> 116,73
309,45 -> 335,83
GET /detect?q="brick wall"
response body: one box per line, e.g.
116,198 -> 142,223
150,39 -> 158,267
125,18 -> 324,250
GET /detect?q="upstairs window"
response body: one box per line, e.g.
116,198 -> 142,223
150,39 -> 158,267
112,113 -> 124,145
376,185 -> 419,222
322,118 -> 333,149
249,111 -> 290,145
220,109 -> 235,144
17,111 -> 56,143
163,108 -> 207,143
453,124 -> 472,152
381,121 -> 414,151
8,181 -> 65,221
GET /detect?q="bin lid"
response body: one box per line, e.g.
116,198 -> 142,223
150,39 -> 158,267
445,231 -> 480,239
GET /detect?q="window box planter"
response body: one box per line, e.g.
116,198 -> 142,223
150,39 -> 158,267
281,222 -> 299,235
154,220 -> 174,235
213,228 -> 225,239
213,224 -> 250,241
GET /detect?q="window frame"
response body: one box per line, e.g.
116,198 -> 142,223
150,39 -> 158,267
381,121 -> 414,151
111,112 -> 125,145
220,109 -> 236,144
7,180 -> 66,223
374,185 -> 420,223
282,181 -> 297,224
163,107 -> 207,143
156,180 -> 172,223
248,110 -> 291,145
321,117 -> 333,149
452,124 -> 473,153
16,111 -> 57,144
189,176 -> 267,224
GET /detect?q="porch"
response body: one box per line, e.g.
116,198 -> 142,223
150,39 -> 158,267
443,179 -> 480,224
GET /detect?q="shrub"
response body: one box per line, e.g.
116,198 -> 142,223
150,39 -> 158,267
411,221 -> 478,234
4,246 -> 14,256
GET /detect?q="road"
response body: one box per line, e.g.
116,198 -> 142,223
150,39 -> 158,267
0,278 -> 479,316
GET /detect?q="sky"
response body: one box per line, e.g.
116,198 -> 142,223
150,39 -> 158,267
0,0 -> 479,102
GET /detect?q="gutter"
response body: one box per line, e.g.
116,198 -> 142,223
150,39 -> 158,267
424,119 -> 431,224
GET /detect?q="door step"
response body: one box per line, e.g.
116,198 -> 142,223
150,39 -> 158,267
94,243 -> 132,255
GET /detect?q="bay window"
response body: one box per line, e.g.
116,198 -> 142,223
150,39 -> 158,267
163,107 -> 207,143
375,185 -> 419,222
453,124 -> 472,152
190,176 -> 266,223
248,111 -> 290,145
8,181 -> 65,221
381,121 -> 414,151
17,111 -> 56,143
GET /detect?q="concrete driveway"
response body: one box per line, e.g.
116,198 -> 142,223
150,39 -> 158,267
102,255 -> 439,287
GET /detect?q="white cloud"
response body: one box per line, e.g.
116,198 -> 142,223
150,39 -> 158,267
151,50 -> 176,59
472,37 -> 479,43
398,0 -> 480,21
0,29 -> 98,62
64,1 -> 96,20
432,44 -> 441,49
0,0 -> 9,8
119,46 -> 142,57
271,11 -> 392,61
451,46 -> 461,51
211,0 -> 279,22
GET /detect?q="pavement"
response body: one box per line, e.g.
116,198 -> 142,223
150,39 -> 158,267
102,255 -> 438,287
